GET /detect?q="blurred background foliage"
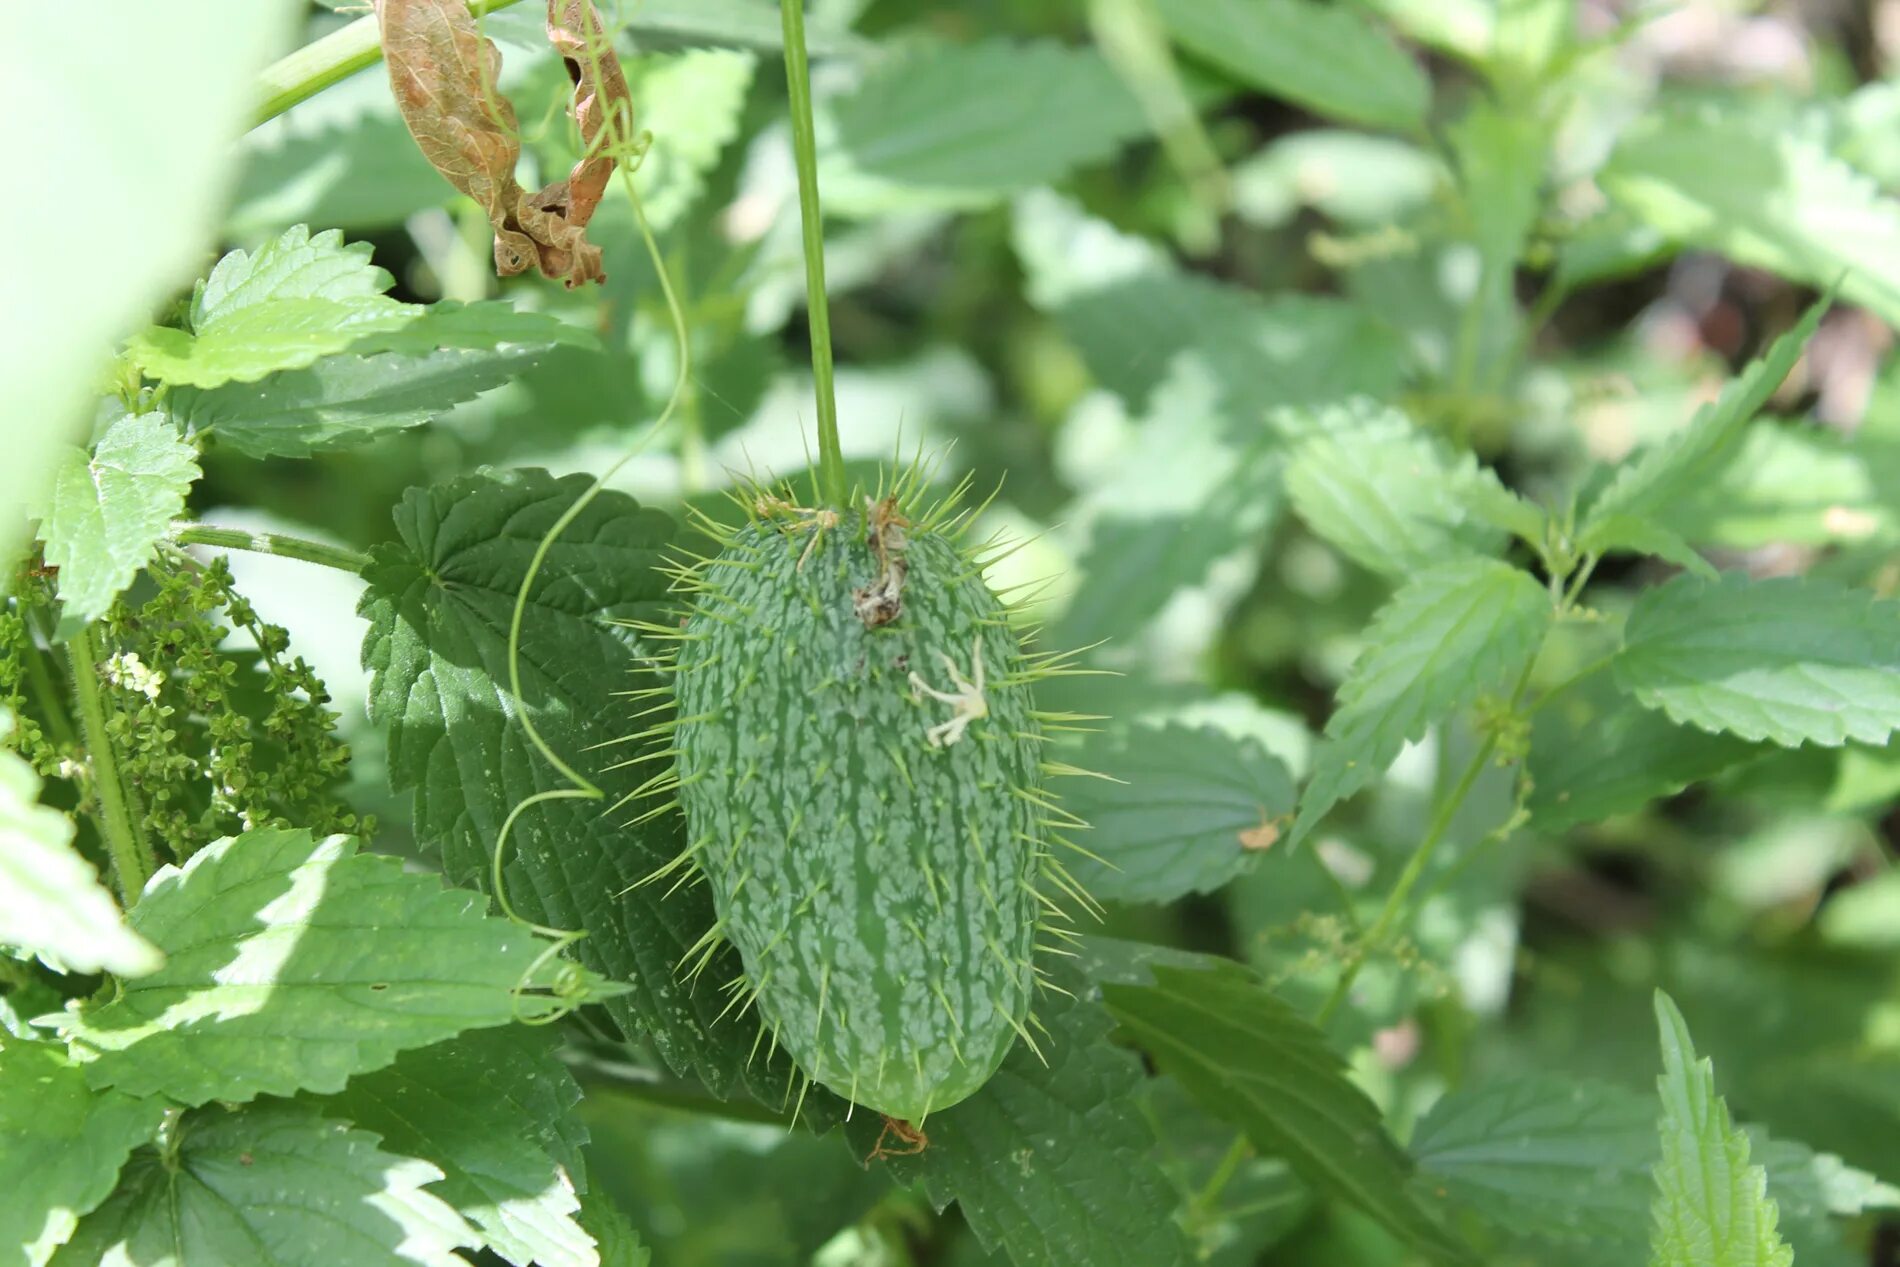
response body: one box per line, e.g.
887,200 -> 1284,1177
187,0 -> 1900,1261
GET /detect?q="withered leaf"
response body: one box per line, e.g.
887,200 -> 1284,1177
376,0 -> 636,288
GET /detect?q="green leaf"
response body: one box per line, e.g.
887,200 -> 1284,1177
832,40 -> 1146,192
0,1043 -> 166,1267
1150,0 -> 1428,133
576,1193 -> 650,1267
307,1028 -> 591,1267
1648,991 -> 1793,1267
1527,670 -> 1762,831
1059,273 -> 1407,435
38,411 -> 200,637
172,302 -> 596,458
125,225 -> 421,390
57,827 -> 614,1106
851,960 -> 1188,1267
1277,398 -> 1533,578
0,745 -> 161,978
359,469 -> 759,1097
1600,104 -> 1900,324
1061,724 -> 1295,904
1103,962 -> 1473,1264
1653,419 -> 1893,549
1292,559 -> 1552,846
1613,573 -> 1900,748
1579,298 -> 1827,559
1412,1074 -> 1657,1259
53,1102 -> 474,1267
637,50 -> 757,231
1448,98 -> 1549,293
1753,1127 -> 1900,1267
0,2 -> 294,565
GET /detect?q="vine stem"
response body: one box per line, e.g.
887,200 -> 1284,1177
66,627 -> 154,905
171,524 -> 372,574
253,0 -> 528,126
780,0 -> 846,507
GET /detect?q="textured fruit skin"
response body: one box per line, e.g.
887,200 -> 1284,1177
672,505 -> 1041,1120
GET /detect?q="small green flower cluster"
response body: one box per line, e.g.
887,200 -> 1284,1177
100,553 -> 367,860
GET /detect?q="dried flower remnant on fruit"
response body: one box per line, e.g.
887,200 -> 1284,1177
853,495 -> 911,628
376,0 -> 634,287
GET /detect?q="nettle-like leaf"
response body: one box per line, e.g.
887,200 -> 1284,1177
1648,991 -> 1793,1267
1601,104 -> 1900,326
1753,1127 -> 1900,1267
1613,573 -> 1900,748
577,1193 -> 650,1267
1412,1074 -> 1658,1261
307,1027 -> 592,1267
1654,419 -> 1893,550
38,410 -> 200,638
1060,273 -> 1408,436
1291,558 -> 1552,846
1150,0 -> 1427,133
171,301 -> 597,458
53,1102 -> 474,1267
850,960 -> 1188,1267
1061,723 -> 1295,904
1528,672 -> 1761,831
832,39 -> 1147,192
124,225 -> 421,389
359,469 -> 764,1097
1579,298 -> 1827,562
637,50 -> 757,231
0,745 -> 160,978
57,827 -> 616,1106
0,1043 -> 166,1267
1103,962 -> 1474,1265
1277,398 -> 1536,578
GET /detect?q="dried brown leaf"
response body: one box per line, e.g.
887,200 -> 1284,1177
376,0 -> 634,288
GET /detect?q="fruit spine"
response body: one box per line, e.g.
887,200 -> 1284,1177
622,469 -> 1093,1123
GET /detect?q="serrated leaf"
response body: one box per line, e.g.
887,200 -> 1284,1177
1613,573 -> 1900,748
832,40 -> 1146,192
1103,962 -> 1474,1265
58,827 -> 614,1106
1292,559 -> 1551,846
1061,724 -> 1295,904
1580,299 -> 1827,559
358,469 -> 760,1097
52,1102 -> 474,1267
849,960 -> 1188,1267
308,1028 -> 591,1267
637,50 -> 756,231
1412,1074 -> 1657,1258
1277,398 -> 1532,578
1601,104 -> 1900,326
1648,991 -> 1793,1267
1752,1127 -> 1900,1267
576,1193 -> 649,1267
0,745 -> 161,978
1528,670 -> 1762,831
125,225 -> 420,389
38,411 -> 200,637
1654,419 -> 1893,549
1059,273 -> 1407,435
1150,0 -> 1427,133
0,1043 -> 166,1267
172,301 -> 596,458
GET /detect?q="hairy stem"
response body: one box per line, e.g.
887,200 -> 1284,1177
172,524 -> 372,574
253,0 -> 529,126
66,627 -> 154,905
780,0 -> 846,507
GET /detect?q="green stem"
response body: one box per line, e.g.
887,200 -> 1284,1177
66,628 -> 153,905
19,622 -> 78,750
171,524 -> 372,574
780,0 -> 846,507
1315,735 -> 1496,1027
252,0 -> 528,127
1189,1132 -> 1252,1223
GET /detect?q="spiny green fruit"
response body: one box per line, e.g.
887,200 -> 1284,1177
644,478 -> 1082,1122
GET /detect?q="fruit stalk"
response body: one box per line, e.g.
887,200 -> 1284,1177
780,0 -> 847,507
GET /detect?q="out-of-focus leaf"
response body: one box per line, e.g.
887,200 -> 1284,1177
1614,573 -> 1900,748
832,40 -> 1147,192
636,50 -> 756,231
1655,420 -> 1893,548
1062,724 -> 1295,904
1150,0 -> 1428,133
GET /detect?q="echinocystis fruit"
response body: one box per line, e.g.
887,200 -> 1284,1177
651,477 -> 1078,1122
